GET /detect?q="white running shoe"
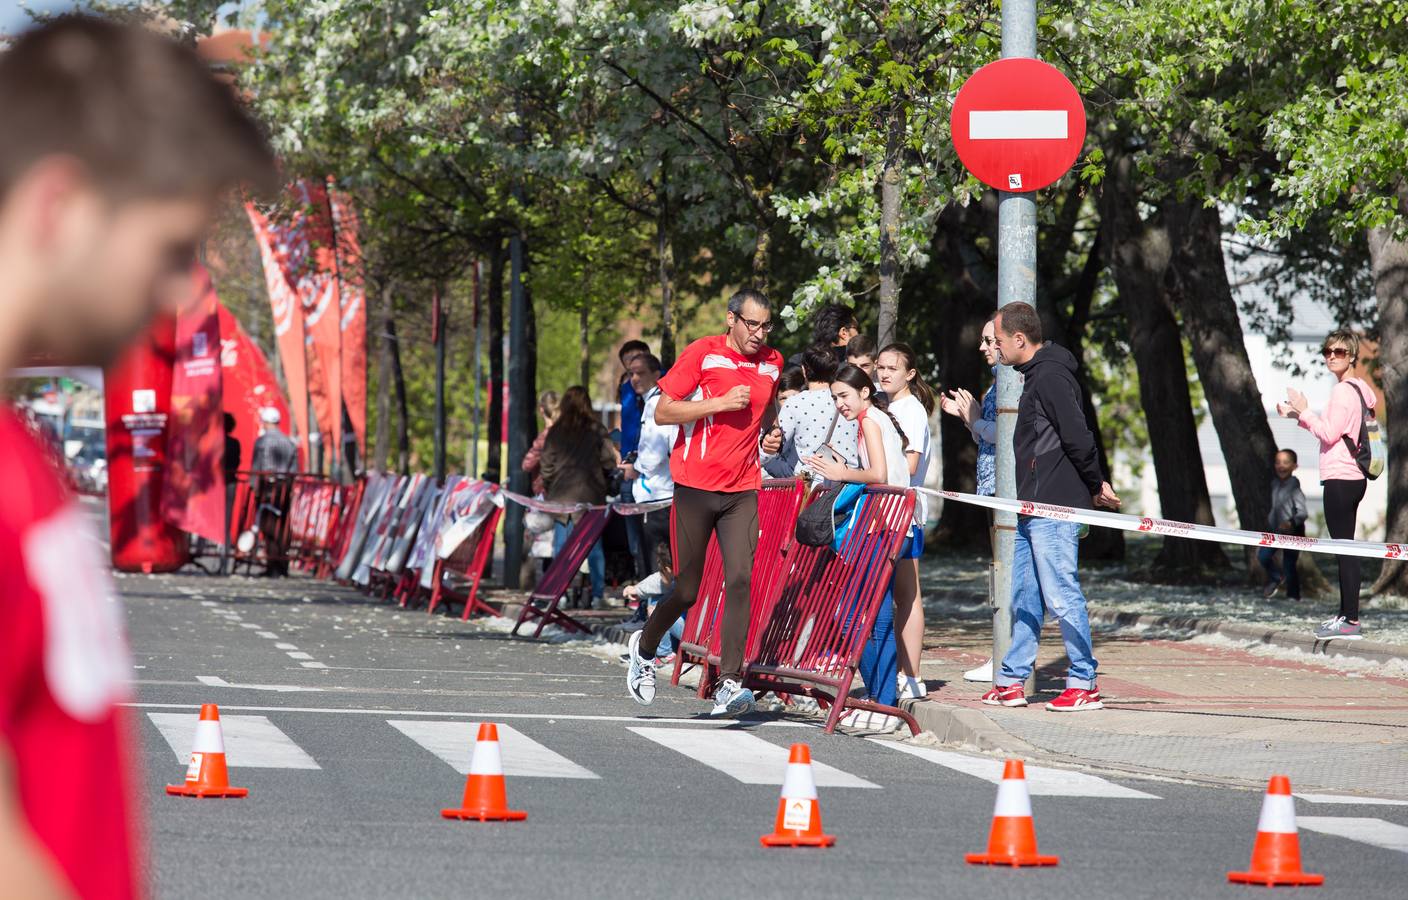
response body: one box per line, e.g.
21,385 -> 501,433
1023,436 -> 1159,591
963,658 -> 993,683
709,679 -> 755,718
896,675 -> 928,700
839,707 -> 901,732
626,631 -> 656,705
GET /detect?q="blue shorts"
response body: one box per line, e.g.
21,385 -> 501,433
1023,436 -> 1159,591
899,524 -> 925,559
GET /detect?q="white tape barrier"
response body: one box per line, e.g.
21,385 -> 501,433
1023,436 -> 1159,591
497,487 -> 672,518
916,487 -> 1406,561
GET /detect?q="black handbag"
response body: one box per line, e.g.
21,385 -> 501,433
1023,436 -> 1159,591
794,482 -> 866,548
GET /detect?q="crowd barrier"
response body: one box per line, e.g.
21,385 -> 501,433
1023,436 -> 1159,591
671,479 -> 806,698
511,507 -> 613,639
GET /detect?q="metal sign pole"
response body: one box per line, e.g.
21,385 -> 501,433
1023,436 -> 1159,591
993,0 -> 1037,687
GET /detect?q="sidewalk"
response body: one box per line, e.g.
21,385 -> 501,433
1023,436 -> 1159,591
908,613 -> 1408,800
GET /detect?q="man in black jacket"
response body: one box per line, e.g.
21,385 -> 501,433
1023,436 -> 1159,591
981,301 -> 1121,713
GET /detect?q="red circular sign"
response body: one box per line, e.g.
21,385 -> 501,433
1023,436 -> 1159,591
951,58 -> 1086,193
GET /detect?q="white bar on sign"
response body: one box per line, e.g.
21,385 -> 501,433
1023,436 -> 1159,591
969,109 -> 1068,140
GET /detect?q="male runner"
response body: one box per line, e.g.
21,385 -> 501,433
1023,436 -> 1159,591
0,17 -> 275,898
626,289 -> 784,717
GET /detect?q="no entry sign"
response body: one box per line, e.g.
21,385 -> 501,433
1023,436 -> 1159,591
951,58 -> 1086,193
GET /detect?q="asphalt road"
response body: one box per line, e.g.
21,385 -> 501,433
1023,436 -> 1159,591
122,573 -> 1408,900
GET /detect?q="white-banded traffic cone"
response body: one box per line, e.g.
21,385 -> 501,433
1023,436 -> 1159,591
966,759 -> 1057,866
760,743 -> 835,847
441,723 -> 527,821
1228,775 -> 1324,886
165,704 -> 248,798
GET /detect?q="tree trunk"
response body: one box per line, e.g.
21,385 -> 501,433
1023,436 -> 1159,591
1368,200 -> 1408,594
751,218 -> 771,289
1103,167 -> 1226,573
658,165 -> 676,368
373,280 -> 393,472
877,106 -> 904,347
1166,200 -> 1277,539
579,301 -> 591,388
486,239 -> 505,482
386,302 -> 410,477
926,201 -> 997,550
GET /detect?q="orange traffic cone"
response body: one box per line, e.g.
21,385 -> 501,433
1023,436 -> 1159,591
760,743 -> 835,848
165,704 -> 248,798
1228,775 -> 1324,886
441,723 -> 527,821
966,759 -> 1058,866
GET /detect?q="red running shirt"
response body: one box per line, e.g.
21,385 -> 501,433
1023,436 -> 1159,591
657,334 -> 784,493
0,409 -> 140,900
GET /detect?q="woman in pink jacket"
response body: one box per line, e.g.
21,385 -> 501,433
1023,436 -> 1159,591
1277,330 -> 1377,641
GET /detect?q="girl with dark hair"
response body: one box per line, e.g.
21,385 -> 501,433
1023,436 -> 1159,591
875,343 -> 936,700
540,385 -> 619,608
804,365 -> 911,723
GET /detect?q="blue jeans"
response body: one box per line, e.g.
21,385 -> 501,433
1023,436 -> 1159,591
1257,546 -> 1301,599
997,517 -> 1097,690
856,532 -> 911,707
647,600 -> 686,656
553,520 -> 604,600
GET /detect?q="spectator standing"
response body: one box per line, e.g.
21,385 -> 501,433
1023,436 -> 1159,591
251,407 -> 298,577
875,343 -> 937,700
1278,330 -> 1378,640
617,340 -> 651,578
777,367 -> 806,406
223,412 -> 241,561
522,390 -> 561,497
980,302 -> 1121,713
621,353 -> 677,615
847,334 -> 878,377
941,313 -> 1001,682
540,386 -> 618,609
625,289 -> 785,718
0,17 -> 275,899
1259,449 -> 1308,600
804,365 -> 910,724
764,343 -> 860,478
787,303 -> 858,369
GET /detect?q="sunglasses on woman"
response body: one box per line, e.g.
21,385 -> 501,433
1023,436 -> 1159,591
1321,347 -> 1350,359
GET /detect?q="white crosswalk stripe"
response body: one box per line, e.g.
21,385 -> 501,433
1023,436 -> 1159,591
1298,817 -> 1408,854
1296,793 -> 1408,807
387,720 -> 599,779
871,740 -> 1159,799
629,727 -> 878,788
147,713 -> 320,769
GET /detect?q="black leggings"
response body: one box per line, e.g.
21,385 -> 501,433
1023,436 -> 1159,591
1323,479 -> 1367,620
640,485 -> 758,681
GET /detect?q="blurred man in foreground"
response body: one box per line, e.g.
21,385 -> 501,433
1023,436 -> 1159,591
0,17 -> 274,898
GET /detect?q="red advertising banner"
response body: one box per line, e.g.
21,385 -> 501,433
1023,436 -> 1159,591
218,301 -> 293,471
292,179 -> 342,462
161,266 -> 225,544
328,182 -> 367,460
246,201 -> 310,464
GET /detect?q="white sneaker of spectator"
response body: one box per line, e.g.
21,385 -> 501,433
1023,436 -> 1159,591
838,707 -> 901,733
963,658 -> 993,683
896,674 -> 928,700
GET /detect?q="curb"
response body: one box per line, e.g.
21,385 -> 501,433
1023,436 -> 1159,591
898,699 -> 1034,753
1088,608 -> 1408,666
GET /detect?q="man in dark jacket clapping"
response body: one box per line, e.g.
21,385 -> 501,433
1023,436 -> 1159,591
981,302 -> 1121,713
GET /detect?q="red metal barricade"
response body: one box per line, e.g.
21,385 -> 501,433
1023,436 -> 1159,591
228,470 -> 296,574
322,477 -> 366,579
743,486 -> 919,735
512,508 -> 612,639
670,479 -> 805,696
427,502 -> 503,620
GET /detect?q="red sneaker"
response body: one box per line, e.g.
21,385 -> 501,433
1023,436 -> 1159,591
1045,687 -> 1103,712
980,684 -> 1027,707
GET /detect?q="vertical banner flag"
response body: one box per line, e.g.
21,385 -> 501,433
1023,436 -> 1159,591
218,300 -> 294,472
257,181 -> 342,466
161,265 -> 225,544
246,201 -> 311,464
327,181 -> 368,460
